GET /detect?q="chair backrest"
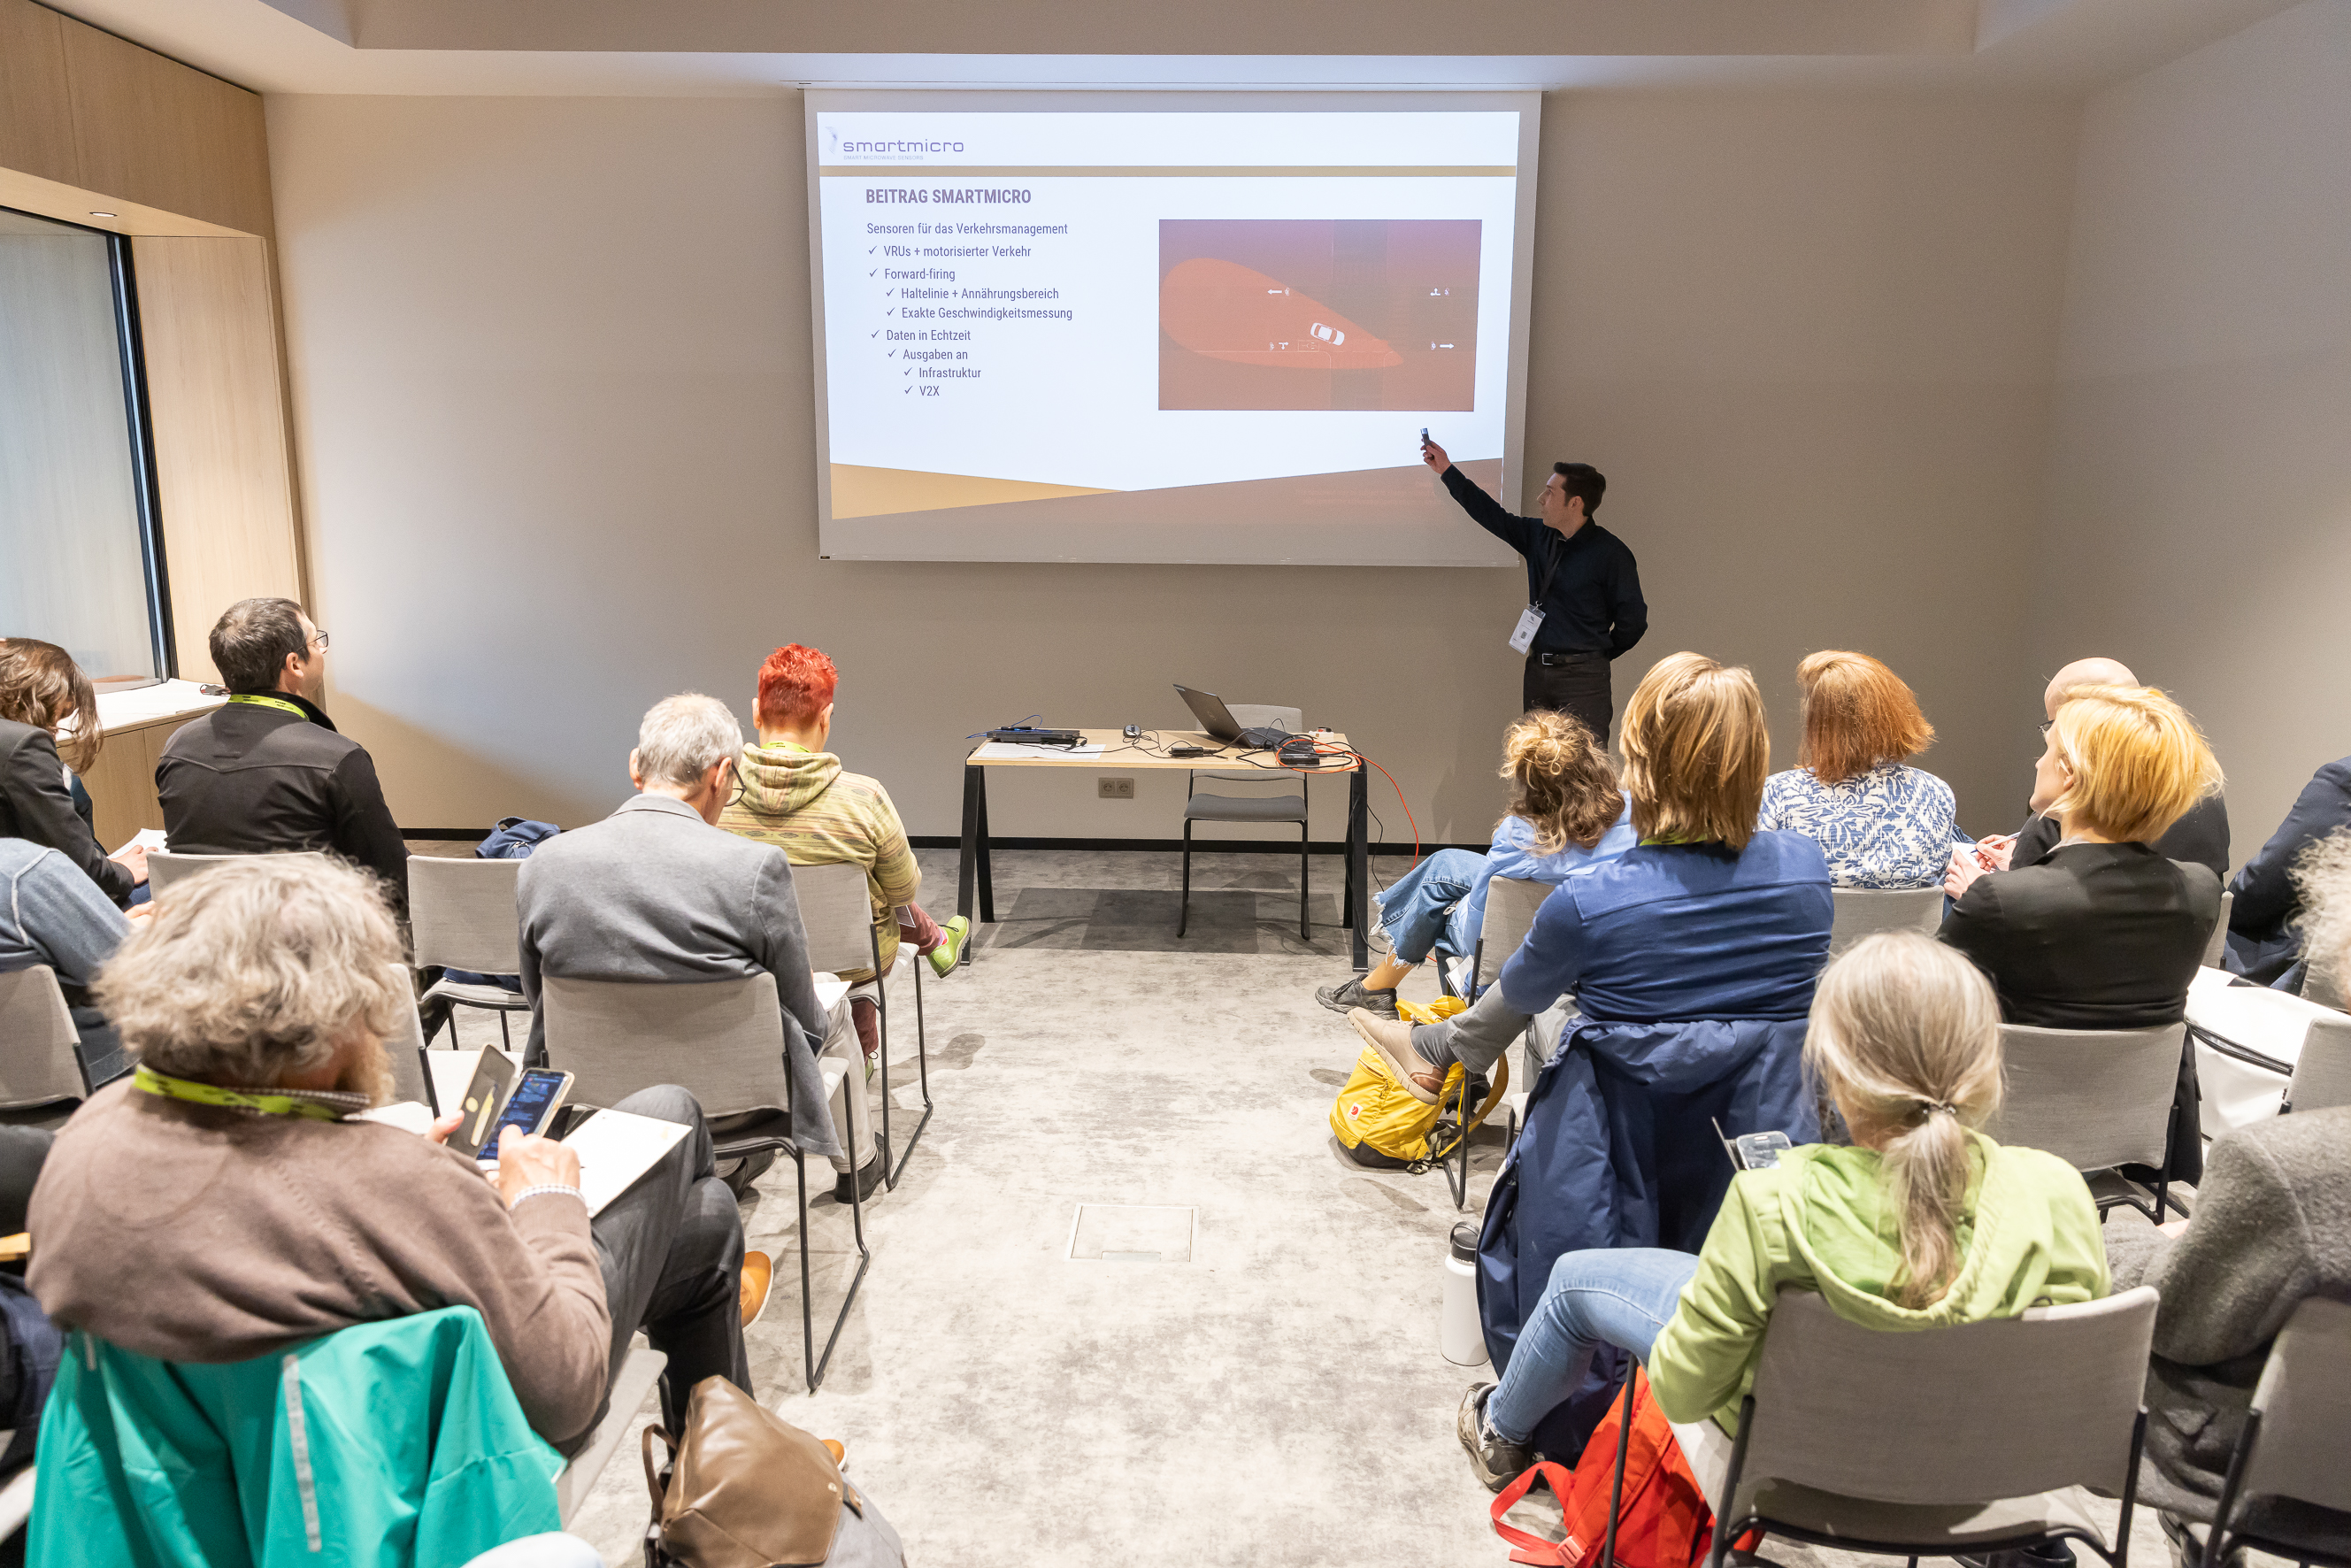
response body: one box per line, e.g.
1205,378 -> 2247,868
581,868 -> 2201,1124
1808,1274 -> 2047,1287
2203,888 -> 2234,970
2304,961 -> 2347,1013
1733,1286 -> 2157,1518
148,849 -> 329,898
1827,887 -> 1943,957
406,856 -> 525,974
1986,1021 -> 2185,1172
790,861 -> 879,978
2287,1012 -> 2351,1114
380,965 -> 429,1105
0,965 -> 88,1107
1474,876 -> 1554,991
2240,1295 -> 2351,1514
542,972 -> 785,1115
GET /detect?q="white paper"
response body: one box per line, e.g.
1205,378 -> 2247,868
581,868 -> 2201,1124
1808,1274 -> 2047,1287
351,1100 -> 435,1135
129,828 -> 169,851
813,972 -> 852,1013
563,1109 -> 693,1217
969,741 -> 1105,762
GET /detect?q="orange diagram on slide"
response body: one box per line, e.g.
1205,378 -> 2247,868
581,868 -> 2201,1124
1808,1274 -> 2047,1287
1158,258 -> 1403,371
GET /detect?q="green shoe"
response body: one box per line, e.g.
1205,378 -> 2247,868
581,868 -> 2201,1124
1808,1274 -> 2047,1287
927,916 -> 971,978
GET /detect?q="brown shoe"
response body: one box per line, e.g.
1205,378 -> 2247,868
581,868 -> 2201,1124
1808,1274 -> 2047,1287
740,1250 -> 774,1328
821,1438 -> 847,1468
1348,1008 -> 1447,1103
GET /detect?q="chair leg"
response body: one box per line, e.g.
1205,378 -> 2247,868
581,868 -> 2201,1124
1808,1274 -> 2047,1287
887,959 -> 935,1188
1298,821 -> 1310,942
497,1010 -> 511,1052
1601,1364 -> 1639,1568
1178,822 -> 1193,938
1706,1399 -> 1756,1568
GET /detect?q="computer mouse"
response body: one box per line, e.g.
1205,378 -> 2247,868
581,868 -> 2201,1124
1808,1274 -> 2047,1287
1124,724 -> 1141,739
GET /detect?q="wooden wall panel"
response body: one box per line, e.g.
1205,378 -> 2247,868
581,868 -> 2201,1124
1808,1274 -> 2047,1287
132,235 -> 304,679
58,14 -> 273,239
0,0 -> 75,185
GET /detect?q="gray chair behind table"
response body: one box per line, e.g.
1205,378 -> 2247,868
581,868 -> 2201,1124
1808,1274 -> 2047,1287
1179,703 -> 1310,943
1431,873 -> 1553,1211
539,972 -> 869,1394
379,965 -> 432,1109
2286,1012 -> 2351,1115
2203,888 -> 2234,971
791,861 -> 932,1189
2197,1295 -> 2351,1568
1827,887 -> 1944,957
1637,1286 -> 2160,1568
147,849 -> 329,899
407,856 -> 530,1052
1988,1021 -> 2186,1221
0,965 -> 93,1114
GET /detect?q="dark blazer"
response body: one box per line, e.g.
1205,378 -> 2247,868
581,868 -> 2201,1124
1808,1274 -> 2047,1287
2011,791 -> 2230,880
1940,841 -> 2221,1030
0,717 -> 133,907
155,693 -> 409,916
2224,757 -> 2351,983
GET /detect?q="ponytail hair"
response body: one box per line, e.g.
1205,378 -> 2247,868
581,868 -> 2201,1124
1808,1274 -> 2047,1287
1802,933 -> 2003,1308
1500,711 -> 1625,854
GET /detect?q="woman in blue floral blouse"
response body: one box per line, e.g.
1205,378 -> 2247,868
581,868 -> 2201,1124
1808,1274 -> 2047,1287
1757,650 -> 1962,888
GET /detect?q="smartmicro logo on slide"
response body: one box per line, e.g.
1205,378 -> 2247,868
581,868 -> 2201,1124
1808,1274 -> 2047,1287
827,127 -> 966,162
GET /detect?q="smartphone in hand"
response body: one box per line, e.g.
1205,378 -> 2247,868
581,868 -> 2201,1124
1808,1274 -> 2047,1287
477,1068 -> 575,1166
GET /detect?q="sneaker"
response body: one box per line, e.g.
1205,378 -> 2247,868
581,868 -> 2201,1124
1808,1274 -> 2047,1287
1316,976 -> 1398,1019
1348,1008 -> 1446,1103
832,1135 -> 887,1204
926,917 -> 971,979
1456,1383 -> 1533,1493
739,1250 -> 774,1327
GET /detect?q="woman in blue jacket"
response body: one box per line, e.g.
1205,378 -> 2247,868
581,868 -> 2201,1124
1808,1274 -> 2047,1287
1348,651 -> 1832,1454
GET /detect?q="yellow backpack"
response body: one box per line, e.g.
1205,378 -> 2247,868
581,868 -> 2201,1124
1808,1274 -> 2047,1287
1329,1045 -> 1509,1171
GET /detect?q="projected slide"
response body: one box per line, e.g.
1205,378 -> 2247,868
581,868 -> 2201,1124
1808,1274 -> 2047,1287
807,101 -> 1535,565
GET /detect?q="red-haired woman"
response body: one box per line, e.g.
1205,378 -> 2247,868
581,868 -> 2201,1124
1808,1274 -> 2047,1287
718,644 -> 969,1073
1756,650 -> 1960,889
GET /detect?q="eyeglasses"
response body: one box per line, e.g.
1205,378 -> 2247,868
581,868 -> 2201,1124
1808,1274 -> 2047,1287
2037,719 -> 2054,734
310,630 -> 330,650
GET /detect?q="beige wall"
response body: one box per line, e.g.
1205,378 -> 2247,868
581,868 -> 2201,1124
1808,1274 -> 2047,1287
265,88 -> 2077,839
2037,0 -> 2351,870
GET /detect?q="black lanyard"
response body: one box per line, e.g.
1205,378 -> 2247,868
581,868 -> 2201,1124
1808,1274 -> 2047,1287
1532,531 -> 1566,606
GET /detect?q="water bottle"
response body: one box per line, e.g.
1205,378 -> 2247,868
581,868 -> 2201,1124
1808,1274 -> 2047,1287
1441,1221 -> 1488,1366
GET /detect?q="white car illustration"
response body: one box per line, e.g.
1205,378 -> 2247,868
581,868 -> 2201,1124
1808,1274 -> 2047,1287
1309,321 -> 1345,346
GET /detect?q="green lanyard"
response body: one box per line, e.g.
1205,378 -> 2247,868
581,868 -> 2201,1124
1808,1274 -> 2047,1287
133,1065 -> 344,1122
227,694 -> 309,719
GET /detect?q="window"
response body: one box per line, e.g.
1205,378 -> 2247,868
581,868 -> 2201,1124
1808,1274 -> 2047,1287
0,205 -> 170,685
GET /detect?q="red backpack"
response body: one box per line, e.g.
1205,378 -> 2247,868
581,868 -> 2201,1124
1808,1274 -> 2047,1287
1490,1368 -> 1756,1568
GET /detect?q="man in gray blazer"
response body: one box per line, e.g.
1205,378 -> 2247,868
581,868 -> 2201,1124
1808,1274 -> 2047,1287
519,694 -> 878,1198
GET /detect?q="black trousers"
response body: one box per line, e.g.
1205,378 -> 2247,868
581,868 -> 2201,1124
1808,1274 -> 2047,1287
1524,651 -> 1613,743
589,1085 -> 751,1443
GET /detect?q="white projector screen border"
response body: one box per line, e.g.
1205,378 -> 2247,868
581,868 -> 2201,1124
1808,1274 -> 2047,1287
803,89 -> 1540,567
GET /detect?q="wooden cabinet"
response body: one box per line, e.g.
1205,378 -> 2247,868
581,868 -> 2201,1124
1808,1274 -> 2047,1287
79,683 -> 224,849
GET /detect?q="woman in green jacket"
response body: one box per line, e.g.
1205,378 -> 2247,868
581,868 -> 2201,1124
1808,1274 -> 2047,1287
1458,930 -> 2110,1489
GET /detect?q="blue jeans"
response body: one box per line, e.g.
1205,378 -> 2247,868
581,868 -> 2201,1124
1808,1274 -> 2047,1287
1374,848 -> 1484,965
1487,1248 -> 1702,1444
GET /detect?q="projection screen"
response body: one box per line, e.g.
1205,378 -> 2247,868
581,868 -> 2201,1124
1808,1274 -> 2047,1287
804,91 -> 1540,566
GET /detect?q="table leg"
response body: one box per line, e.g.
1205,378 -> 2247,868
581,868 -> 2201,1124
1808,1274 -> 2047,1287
975,768 -> 995,926
957,765 -> 981,966
1348,765 -> 1370,974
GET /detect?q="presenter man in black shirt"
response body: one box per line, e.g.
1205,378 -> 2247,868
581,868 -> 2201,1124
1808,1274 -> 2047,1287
1422,437 -> 1648,741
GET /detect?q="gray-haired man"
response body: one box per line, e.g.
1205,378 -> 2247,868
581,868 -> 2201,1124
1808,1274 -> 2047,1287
517,695 -> 880,1200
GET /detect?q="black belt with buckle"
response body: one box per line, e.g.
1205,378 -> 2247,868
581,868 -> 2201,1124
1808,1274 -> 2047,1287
1534,650 -> 1606,666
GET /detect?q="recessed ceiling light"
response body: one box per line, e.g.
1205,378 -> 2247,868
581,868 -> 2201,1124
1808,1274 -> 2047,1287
88,211 -> 116,218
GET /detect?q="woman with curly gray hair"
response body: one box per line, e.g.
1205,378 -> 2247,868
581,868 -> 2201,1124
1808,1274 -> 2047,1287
27,855 -> 760,1449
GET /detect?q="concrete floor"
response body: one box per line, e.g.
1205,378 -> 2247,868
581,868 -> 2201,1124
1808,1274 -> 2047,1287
435,846 -> 2207,1568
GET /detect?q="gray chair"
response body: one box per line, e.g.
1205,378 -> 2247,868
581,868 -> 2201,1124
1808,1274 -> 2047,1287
380,965 -> 431,1108
1650,1286 -> 2158,1568
2286,1012 -> 2351,1115
792,861 -> 933,1189
2202,889 -> 2234,971
1433,873 -> 1555,1211
147,849 -> 328,898
1988,1021 -> 2186,1220
1179,702 -> 1310,942
2198,1295 -> 2351,1568
539,971 -> 868,1392
0,965 -> 91,1113
408,856 -> 531,1051
1827,887 -> 1943,957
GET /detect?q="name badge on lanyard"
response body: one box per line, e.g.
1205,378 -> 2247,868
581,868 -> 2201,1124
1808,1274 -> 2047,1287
1509,532 -> 1564,655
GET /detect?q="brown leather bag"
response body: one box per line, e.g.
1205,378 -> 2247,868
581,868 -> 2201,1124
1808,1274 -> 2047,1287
642,1376 -> 869,1567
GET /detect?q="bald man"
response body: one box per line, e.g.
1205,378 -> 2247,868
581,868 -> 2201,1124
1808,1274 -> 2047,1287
1966,657 -> 2230,880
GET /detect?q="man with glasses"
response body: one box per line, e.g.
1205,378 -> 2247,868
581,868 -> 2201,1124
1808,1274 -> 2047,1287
156,597 -> 411,916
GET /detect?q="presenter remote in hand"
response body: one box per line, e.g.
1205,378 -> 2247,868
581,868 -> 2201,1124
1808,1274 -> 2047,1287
1422,434 -> 1647,742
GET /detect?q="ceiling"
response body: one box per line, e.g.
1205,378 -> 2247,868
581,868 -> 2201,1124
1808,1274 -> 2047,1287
49,0 -> 2304,97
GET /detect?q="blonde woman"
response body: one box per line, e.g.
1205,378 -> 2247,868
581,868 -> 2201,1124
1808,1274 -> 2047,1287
1316,711 -> 1633,1019
1941,683 -> 2224,1030
1458,933 -> 2109,1489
